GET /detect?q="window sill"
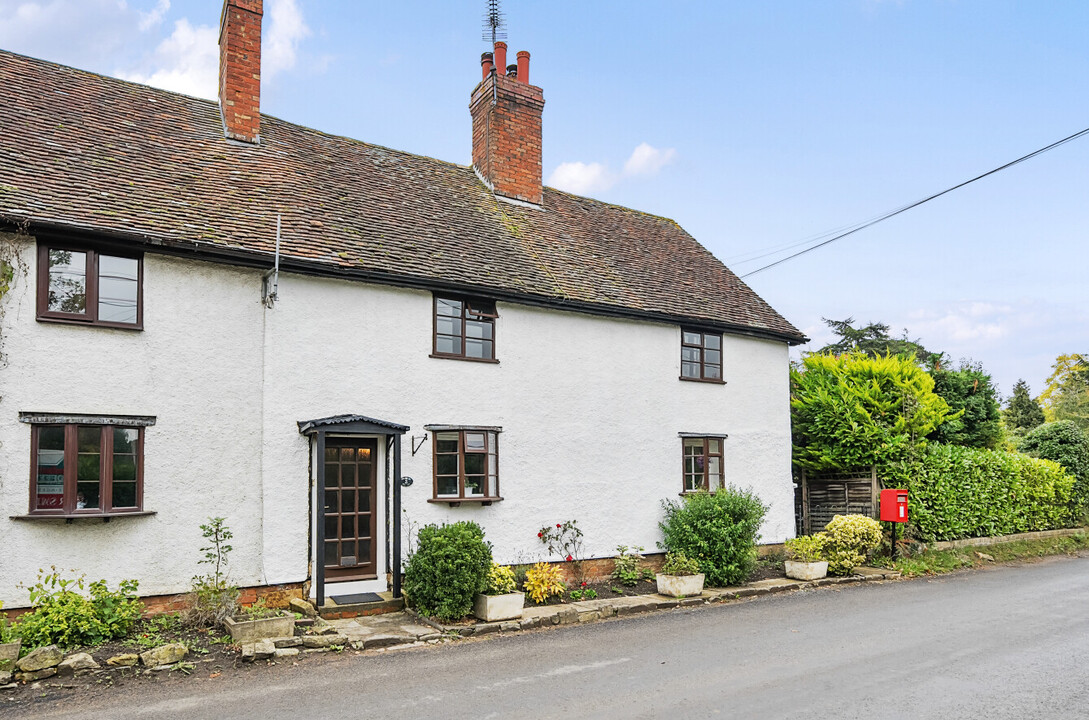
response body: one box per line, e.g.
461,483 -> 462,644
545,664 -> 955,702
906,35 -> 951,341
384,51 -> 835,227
36,315 -> 143,331
427,496 -> 504,507
11,511 -> 156,523
678,376 -> 726,385
429,354 -> 500,364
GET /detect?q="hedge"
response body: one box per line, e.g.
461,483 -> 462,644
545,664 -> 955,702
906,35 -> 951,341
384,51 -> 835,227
889,444 -> 1079,542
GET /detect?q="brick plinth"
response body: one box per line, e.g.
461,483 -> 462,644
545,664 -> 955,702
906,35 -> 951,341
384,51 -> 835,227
219,0 -> 263,143
470,73 -> 545,205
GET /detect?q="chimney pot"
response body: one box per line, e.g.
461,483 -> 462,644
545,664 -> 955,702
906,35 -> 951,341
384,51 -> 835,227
481,52 -> 494,82
219,0 -> 263,143
493,41 -> 507,77
516,51 -> 530,84
471,44 -> 545,205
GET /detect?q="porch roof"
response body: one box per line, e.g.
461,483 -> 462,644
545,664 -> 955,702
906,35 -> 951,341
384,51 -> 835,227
297,414 -> 409,436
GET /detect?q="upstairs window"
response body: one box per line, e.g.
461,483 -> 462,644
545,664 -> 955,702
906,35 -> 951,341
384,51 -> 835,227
430,428 -> 501,504
680,329 -> 722,382
433,296 -> 497,361
682,437 -> 724,493
37,243 -> 142,328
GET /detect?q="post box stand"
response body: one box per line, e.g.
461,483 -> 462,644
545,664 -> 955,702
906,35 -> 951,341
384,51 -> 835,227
879,489 -> 909,559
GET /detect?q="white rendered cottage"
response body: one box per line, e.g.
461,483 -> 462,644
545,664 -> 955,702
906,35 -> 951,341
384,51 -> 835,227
0,1 -> 806,611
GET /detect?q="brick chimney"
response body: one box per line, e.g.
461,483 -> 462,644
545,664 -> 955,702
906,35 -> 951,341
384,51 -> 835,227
470,42 -> 545,205
219,0 -> 263,143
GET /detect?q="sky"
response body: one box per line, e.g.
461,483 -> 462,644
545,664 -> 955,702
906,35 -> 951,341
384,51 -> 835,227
1,0 -> 1085,397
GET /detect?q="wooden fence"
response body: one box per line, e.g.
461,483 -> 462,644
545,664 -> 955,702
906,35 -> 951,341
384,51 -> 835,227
795,467 -> 879,536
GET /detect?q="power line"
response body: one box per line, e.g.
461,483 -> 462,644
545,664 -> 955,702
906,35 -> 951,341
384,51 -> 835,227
739,125 -> 1089,279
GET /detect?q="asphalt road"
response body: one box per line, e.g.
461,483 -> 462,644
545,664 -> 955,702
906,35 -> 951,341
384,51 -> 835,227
17,555 -> 1089,719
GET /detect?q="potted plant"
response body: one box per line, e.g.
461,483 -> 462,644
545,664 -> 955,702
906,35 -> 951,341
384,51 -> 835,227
655,552 -> 705,598
473,563 -> 525,622
784,535 -> 828,581
0,603 -> 20,684
222,599 -> 297,643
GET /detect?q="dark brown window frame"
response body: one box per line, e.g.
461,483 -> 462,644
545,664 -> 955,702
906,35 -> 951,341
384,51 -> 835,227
429,428 -> 502,505
36,241 -> 144,330
430,295 -> 499,363
26,422 -> 147,518
680,329 -> 724,383
682,436 -> 724,494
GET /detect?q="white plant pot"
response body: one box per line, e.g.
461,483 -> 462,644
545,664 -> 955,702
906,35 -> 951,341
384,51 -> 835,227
785,560 -> 829,581
655,573 -> 705,598
473,592 -> 525,622
223,612 -> 297,643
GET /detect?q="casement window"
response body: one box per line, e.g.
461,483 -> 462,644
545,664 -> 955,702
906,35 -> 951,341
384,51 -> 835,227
430,428 -> 501,504
28,421 -> 147,516
682,436 -> 724,493
432,296 -> 497,361
680,329 -> 723,382
37,242 -> 142,328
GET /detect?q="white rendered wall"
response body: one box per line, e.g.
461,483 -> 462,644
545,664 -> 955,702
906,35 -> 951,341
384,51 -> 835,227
0,234 -> 267,607
0,234 -> 795,606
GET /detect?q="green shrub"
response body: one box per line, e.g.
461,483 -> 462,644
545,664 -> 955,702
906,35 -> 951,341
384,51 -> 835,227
0,602 -> 16,644
791,352 -> 955,473
483,563 -> 516,595
403,521 -> 492,621
13,567 -> 142,650
784,535 -> 826,563
889,444 -> 1079,542
1019,421 -> 1089,498
659,487 -> 768,587
611,545 -> 653,586
185,517 -> 239,628
819,515 -> 883,575
660,552 -> 701,576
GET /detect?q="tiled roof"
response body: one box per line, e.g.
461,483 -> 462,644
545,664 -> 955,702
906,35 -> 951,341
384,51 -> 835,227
0,50 -> 805,343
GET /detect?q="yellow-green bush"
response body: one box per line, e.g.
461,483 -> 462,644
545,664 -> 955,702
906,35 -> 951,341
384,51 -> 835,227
524,562 -> 566,604
784,534 -> 826,563
483,563 -> 516,595
819,515 -> 883,575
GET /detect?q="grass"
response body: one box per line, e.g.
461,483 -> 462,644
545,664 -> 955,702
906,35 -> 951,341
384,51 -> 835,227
886,531 -> 1089,577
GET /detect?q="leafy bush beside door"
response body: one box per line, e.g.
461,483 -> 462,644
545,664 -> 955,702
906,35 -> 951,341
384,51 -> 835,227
403,521 -> 492,622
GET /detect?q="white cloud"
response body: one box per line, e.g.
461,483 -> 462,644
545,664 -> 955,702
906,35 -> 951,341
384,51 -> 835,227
264,0 -> 311,78
116,0 -> 311,100
623,142 -> 677,177
548,162 -> 616,195
118,18 -> 218,99
548,142 -> 676,195
137,0 -> 169,31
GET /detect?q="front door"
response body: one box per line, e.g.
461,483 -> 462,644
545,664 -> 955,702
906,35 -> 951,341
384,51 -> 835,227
323,438 -> 378,581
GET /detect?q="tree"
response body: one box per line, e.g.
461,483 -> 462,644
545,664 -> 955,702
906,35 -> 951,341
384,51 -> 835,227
927,359 -> 1002,449
790,352 -> 955,473
1005,379 -> 1045,432
816,317 -> 935,363
1019,420 -> 1089,501
1038,354 -> 1089,431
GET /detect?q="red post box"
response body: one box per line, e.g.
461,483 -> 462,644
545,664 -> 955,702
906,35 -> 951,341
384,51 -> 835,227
880,489 -> 908,522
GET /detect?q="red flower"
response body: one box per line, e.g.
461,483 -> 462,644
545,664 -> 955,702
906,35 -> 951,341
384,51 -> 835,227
537,532 -> 542,538
581,581 -> 587,587
565,555 -> 573,562
556,523 -> 562,528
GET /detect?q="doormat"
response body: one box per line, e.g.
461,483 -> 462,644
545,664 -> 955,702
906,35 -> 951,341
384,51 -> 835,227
329,592 -> 383,605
